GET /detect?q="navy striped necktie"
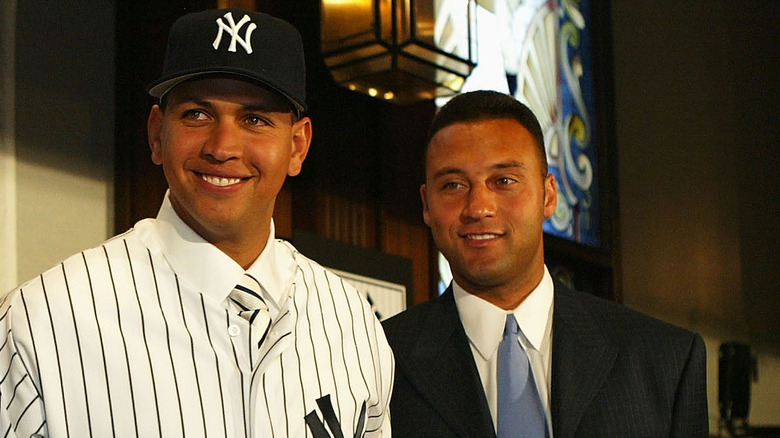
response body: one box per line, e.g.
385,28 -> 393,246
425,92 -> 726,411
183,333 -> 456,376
497,314 -> 548,437
229,273 -> 271,348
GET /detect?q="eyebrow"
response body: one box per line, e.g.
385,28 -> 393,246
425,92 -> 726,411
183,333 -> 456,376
430,160 -> 527,180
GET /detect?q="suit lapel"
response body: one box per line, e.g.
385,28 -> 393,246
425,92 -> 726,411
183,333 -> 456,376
550,283 -> 618,438
403,289 -> 495,438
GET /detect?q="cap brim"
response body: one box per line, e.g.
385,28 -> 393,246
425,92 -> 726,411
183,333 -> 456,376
148,70 -> 306,113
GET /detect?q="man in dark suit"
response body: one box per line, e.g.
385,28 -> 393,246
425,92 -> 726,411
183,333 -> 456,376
382,90 -> 708,437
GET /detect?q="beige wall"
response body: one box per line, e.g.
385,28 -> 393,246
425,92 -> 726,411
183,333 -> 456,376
612,0 -> 780,429
5,1 -> 115,288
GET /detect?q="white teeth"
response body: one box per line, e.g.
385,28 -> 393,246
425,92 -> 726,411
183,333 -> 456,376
468,234 -> 498,240
201,174 -> 241,187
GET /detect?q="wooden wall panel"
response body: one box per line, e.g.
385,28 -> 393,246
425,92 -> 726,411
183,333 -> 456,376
310,189 -> 377,249
273,184 -> 292,239
380,212 -> 433,304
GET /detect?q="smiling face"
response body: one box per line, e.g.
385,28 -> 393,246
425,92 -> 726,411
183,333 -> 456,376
421,118 -> 557,308
148,76 -> 311,266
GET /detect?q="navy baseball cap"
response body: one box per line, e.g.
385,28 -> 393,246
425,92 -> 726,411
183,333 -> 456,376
148,8 -> 306,113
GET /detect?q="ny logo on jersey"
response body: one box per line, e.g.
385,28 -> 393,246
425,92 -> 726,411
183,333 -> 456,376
212,12 -> 257,54
305,395 -> 367,438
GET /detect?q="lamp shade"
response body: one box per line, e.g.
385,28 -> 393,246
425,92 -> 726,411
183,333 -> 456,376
321,0 -> 476,104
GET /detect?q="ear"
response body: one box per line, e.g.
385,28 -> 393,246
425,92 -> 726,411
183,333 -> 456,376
148,105 -> 164,165
543,173 -> 558,219
287,116 -> 312,177
420,184 -> 431,226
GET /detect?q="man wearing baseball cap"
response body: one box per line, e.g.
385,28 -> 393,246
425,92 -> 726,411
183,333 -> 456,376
0,8 -> 393,437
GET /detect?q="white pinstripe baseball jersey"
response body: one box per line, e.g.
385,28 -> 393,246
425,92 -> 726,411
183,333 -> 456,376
0,197 -> 394,437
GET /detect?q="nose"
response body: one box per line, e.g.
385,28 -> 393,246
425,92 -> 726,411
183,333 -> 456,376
461,184 -> 496,222
201,121 -> 243,162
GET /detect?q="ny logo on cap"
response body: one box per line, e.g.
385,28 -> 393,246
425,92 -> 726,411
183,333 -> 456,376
212,12 -> 257,54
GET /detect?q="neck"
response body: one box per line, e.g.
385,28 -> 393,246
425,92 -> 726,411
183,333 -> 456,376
168,196 -> 273,269
456,265 -> 545,310
214,235 -> 269,270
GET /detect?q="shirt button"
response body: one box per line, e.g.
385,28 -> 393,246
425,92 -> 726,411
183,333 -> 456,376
228,325 -> 240,337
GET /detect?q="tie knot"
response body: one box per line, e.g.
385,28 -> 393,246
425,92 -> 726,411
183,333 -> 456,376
230,273 -> 266,312
238,272 -> 261,293
504,313 -> 520,337
229,273 -> 272,359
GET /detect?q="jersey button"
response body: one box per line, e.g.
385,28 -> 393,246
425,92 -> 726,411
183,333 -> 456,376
228,325 -> 240,337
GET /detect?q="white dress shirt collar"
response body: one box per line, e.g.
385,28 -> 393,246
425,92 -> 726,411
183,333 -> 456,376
135,192 -> 296,315
453,266 -> 554,360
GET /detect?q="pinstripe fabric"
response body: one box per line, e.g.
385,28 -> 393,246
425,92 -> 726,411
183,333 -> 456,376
0,201 -> 393,437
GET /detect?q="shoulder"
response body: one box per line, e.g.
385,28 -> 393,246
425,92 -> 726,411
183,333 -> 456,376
382,292 -> 439,331
382,291 -> 456,349
554,282 -> 702,351
282,241 -> 394,360
282,240 -> 380,316
2,230 -> 143,318
285,241 -> 358,291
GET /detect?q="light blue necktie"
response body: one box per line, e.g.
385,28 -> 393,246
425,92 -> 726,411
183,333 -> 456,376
497,314 -> 548,437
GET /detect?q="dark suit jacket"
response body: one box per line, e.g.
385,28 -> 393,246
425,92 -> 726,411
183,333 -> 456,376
382,282 -> 708,437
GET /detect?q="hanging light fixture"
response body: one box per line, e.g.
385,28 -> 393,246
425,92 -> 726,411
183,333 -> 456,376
321,0 -> 477,104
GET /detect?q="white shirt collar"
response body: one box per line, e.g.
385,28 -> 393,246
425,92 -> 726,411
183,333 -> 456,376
453,266 -> 554,360
244,226 -> 296,315
134,192 -> 296,315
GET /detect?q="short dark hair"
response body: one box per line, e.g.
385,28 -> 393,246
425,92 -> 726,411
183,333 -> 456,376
426,90 -> 547,176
